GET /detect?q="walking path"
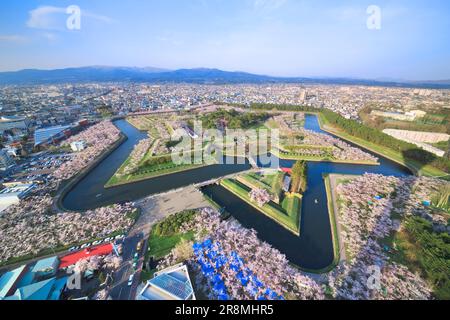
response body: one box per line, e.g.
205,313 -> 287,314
327,174 -> 360,264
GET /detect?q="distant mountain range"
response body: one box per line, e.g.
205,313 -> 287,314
0,66 -> 449,89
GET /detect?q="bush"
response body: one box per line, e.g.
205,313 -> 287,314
321,109 -> 450,173
402,217 -> 450,299
201,108 -> 270,129
251,103 -> 450,173
153,210 -> 197,237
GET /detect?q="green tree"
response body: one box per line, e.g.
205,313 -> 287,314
290,160 -> 307,193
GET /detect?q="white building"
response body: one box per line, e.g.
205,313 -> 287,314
0,182 -> 36,213
383,129 -> 447,157
371,109 -> 427,122
138,264 -> 196,300
0,149 -> 15,170
3,146 -> 19,158
0,116 -> 28,134
70,141 -> 86,152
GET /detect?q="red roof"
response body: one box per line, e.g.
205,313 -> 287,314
59,243 -> 113,269
281,167 -> 292,174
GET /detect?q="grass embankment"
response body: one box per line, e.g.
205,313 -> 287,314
317,113 -> 448,178
238,171 -> 284,201
220,178 -> 301,235
248,103 -> 448,178
381,216 -> 450,300
271,147 -> 379,165
321,175 -> 343,273
106,151 -> 216,188
141,210 -> 196,282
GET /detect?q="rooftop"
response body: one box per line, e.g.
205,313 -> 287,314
0,183 -> 35,196
3,276 -> 67,300
34,125 -> 72,146
0,116 -> 26,122
59,243 -> 113,269
140,264 -> 195,300
31,256 -> 59,273
0,265 -> 26,299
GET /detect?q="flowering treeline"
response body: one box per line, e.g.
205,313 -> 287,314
0,197 -> 134,263
163,208 -> 324,300
281,128 -> 378,163
120,138 -> 153,176
249,188 -> 271,207
192,239 -> 284,300
328,174 -> 449,300
72,253 -> 123,274
53,121 -> 121,181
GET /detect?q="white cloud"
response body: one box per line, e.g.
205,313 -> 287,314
27,6 -> 66,30
27,5 -> 116,30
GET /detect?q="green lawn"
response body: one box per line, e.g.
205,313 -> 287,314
271,147 -> 379,165
140,229 -> 194,283
432,140 -> 450,152
239,171 -> 284,196
220,178 -> 301,235
321,175 -> 342,273
106,152 -> 216,187
147,230 -> 195,259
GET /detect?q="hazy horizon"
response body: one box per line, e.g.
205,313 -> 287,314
0,0 -> 449,81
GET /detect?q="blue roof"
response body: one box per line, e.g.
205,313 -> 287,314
49,277 -> 68,300
16,270 -> 35,288
149,273 -> 193,300
11,278 -> 56,300
34,125 -> 71,146
0,265 -> 26,298
31,256 -> 59,273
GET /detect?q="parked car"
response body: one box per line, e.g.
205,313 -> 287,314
136,240 -> 143,252
128,274 -> 134,286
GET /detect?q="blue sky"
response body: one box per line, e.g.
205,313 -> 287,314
0,0 -> 449,80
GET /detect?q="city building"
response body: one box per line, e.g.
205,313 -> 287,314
371,109 -> 427,122
383,129 -> 447,157
31,257 -> 60,280
0,182 -> 36,213
0,256 -> 67,300
0,265 -> 28,299
34,125 -> 72,147
2,276 -> 68,300
0,116 -> 28,134
282,175 -> 292,193
59,243 -> 114,269
139,264 -> 196,300
70,141 -> 86,152
0,149 -> 15,170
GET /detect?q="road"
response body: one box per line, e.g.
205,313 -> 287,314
109,185 -> 210,300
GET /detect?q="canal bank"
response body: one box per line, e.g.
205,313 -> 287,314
60,114 -> 411,272
55,133 -> 128,212
61,119 -> 251,211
